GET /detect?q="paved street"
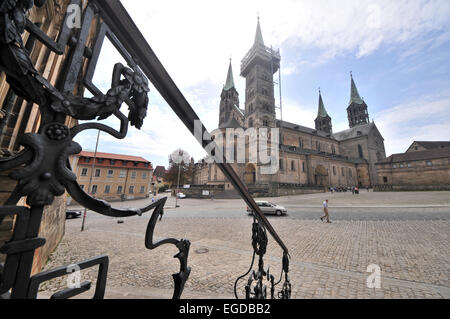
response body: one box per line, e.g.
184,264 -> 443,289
38,191 -> 450,299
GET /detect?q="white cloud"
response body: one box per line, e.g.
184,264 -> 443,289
74,0 -> 450,167
375,93 -> 450,155
121,0 -> 450,83
281,98 -> 317,127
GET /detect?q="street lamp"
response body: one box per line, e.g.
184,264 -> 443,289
81,129 -> 100,231
175,150 -> 183,208
170,149 -> 190,208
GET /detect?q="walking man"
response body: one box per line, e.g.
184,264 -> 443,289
320,199 -> 331,223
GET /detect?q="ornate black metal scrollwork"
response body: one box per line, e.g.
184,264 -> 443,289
235,215 -> 291,300
144,197 -> 191,299
0,0 -> 291,300
0,0 -> 189,299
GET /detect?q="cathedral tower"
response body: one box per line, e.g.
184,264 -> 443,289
315,89 -> 332,134
240,18 -> 280,128
347,73 -> 370,128
219,61 -> 242,129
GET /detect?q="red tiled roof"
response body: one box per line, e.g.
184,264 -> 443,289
78,151 -> 153,170
79,151 -> 149,163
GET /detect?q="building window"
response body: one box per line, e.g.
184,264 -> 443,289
95,169 -> 101,177
279,159 -> 284,171
97,159 -> 104,164
358,145 -> 364,158
117,186 -> 123,194
129,186 -> 134,194
122,160 -> 128,166
333,166 -> 336,176
407,163 -> 412,168
263,119 -> 269,126
131,171 -> 137,179
349,168 -> 352,177
80,185 -> 84,190
81,168 -> 88,176
332,145 -> 336,154
248,118 -> 254,127
107,170 -> 114,178
291,160 -> 296,171
383,176 -> 388,183
392,164 -> 397,168
302,162 -> 305,172
142,172 -> 147,179
299,138 -> 303,149
104,185 -> 111,194
426,161 -> 433,167
91,185 -> 98,194
119,170 -> 126,178
400,164 -> 405,168
341,167 -> 345,176
140,186 -> 145,194
110,160 -> 116,165
85,158 -> 91,163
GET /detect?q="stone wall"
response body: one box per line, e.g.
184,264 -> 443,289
0,171 -> 17,264
181,183 -> 325,199
376,157 -> 450,187
0,173 -> 67,275
31,196 -> 67,275
375,185 -> 450,192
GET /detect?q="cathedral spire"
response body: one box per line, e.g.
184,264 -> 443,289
349,72 -> 363,105
254,16 -> 265,47
315,89 -> 332,134
223,59 -> 235,91
317,89 -> 329,118
347,72 -> 370,128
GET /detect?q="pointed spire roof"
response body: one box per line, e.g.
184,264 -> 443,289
349,72 -> 364,105
317,89 -> 329,118
223,60 -> 235,91
254,16 -> 265,47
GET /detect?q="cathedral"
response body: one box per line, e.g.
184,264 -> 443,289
192,19 -> 386,197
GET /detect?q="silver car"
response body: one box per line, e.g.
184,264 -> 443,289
247,201 -> 287,216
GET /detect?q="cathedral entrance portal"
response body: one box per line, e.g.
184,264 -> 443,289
314,165 -> 328,187
245,164 -> 257,185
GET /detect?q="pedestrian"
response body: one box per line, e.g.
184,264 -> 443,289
320,199 -> 331,223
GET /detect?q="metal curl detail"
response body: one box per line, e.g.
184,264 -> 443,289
144,197 -> 191,299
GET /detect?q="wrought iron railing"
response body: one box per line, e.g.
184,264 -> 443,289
0,0 -> 290,299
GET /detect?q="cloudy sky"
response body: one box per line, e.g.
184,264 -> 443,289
74,0 -> 450,168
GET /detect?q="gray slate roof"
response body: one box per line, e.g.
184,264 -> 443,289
219,115 -> 243,129
333,122 -> 375,141
377,147 -> 450,164
280,145 -> 367,164
277,120 -> 334,139
415,141 -> 450,150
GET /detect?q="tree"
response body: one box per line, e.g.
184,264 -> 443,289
165,149 -> 192,187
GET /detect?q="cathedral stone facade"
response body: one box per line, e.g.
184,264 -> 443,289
192,19 -> 386,197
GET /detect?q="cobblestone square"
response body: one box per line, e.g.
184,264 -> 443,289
39,191 -> 450,299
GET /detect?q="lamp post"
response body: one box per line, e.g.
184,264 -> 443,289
81,130 -> 100,231
175,150 -> 183,208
